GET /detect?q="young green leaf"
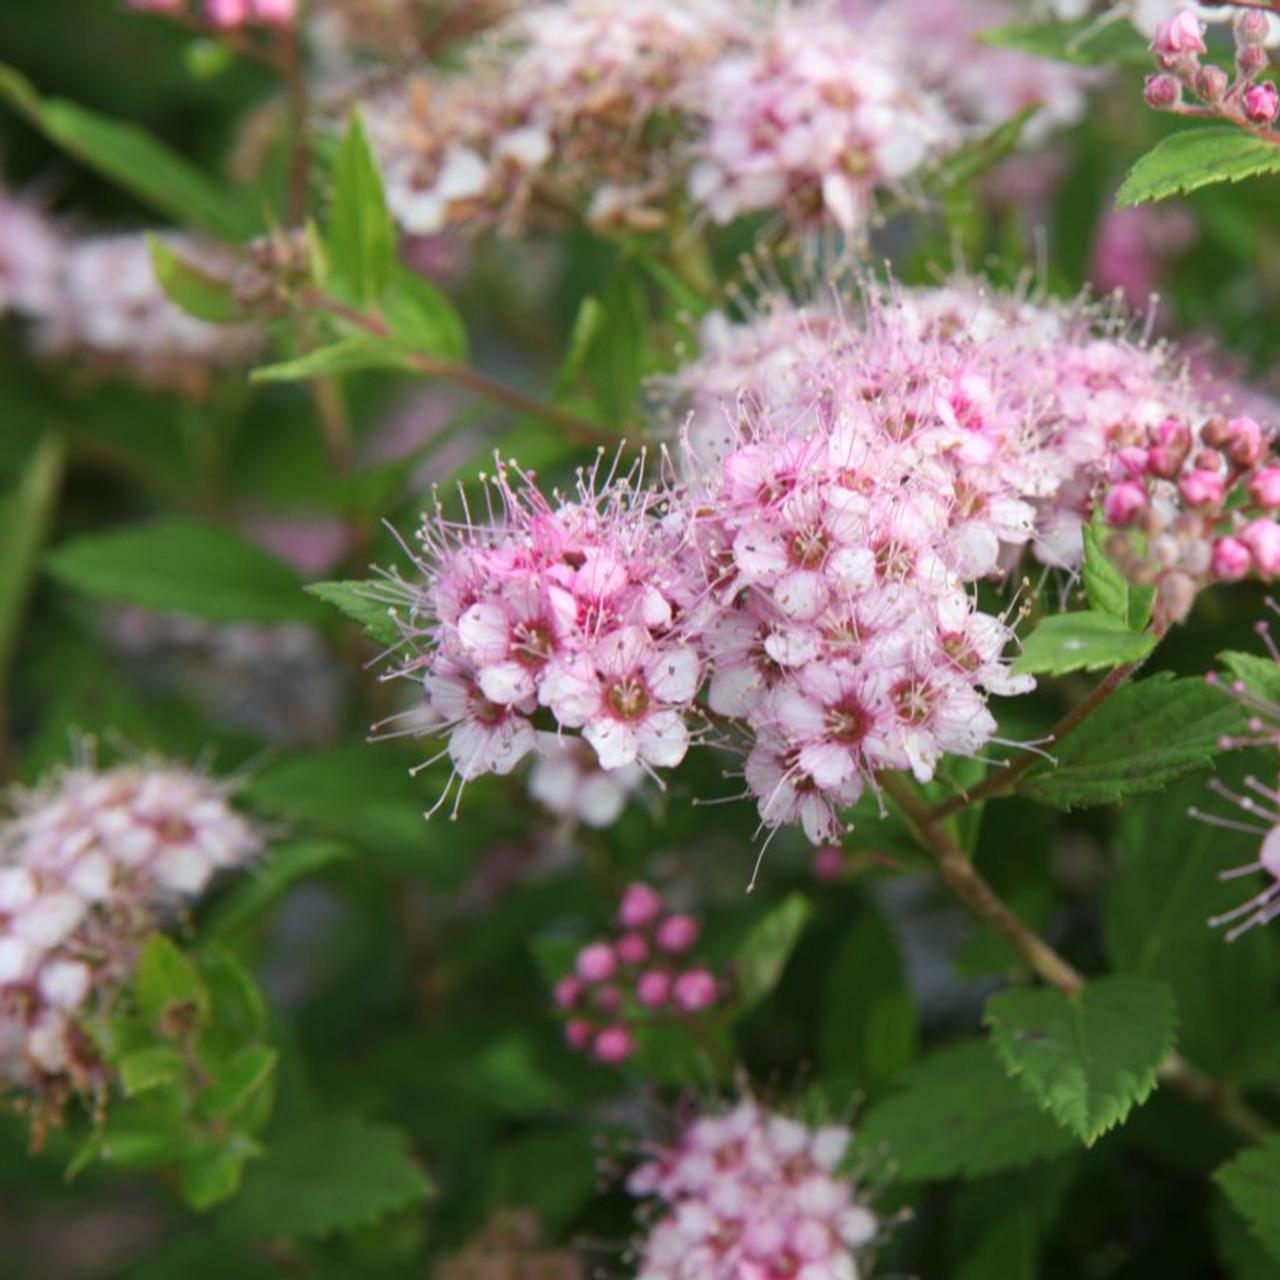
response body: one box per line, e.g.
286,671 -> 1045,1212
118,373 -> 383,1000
1012,611 -> 1155,676
1081,520 -> 1154,631
251,336 -> 409,383
305,580 -> 402,647
855,1041 -> 1076,1180
197,1046 -> 278,1123
379,265 -> 468,362
136,936 -> 211,1032
118,1046 -> 187,1098
217,1115 -> 432,1239
148,237 -> 241,324
1117,128 -> 1280,209
328,111 -> 396,305
985,976 -> 1178,1145
1017,673 -> 1242,808
45,519 -> 326,625
731,893 -> 813,1013
0,64 -> 259,240
1216,1135 -> 1280,1264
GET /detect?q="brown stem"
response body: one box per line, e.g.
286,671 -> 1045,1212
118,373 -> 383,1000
928,660 -> 1142,823
881,770 -> 1271,1144
306,292 -> 620,447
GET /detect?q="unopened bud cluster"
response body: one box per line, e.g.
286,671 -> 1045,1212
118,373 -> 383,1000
627,1098 -> 878,1280
1145,8 -> 1280,133
553,883 -> 721,1066
0,760 -> 261,1119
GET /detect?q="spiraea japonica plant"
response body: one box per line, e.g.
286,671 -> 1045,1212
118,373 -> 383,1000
3,0 -> 1280,1275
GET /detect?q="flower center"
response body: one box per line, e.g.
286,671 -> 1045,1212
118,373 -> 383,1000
606,676 -> 649,720
825,697 -> 867,744
892,677 -> 934,724
513,621 -> 555,666
788,525 -> 829,569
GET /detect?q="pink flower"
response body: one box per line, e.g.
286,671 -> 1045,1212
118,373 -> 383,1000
616,933 -> 650,966
1211,536 -> 1251,581
1152,10 -> 1206,58
656,914 -> 700,954
1244,82 -> 1280,125
618,881 -> 664,929
1241,519 -> 1280,575
1251,467 -> 1280,509
672,969 -> 718,1012
592,1025 -> 635,1065
576,942 -> 617,984
1104,481 -> 1150,526
636,969 -> 673,1008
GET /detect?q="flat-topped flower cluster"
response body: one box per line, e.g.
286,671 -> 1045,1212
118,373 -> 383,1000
385,277 -> 1280,842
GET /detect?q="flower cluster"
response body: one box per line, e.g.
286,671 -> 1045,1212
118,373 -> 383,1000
0,760 -> 261,1114
1144,7 -> 1280,133
528,736 -> 645,829
553,882 -> 720,1066
627,1098 -> 878,1280
128,0 -> 296,30
0,191 -> 62,320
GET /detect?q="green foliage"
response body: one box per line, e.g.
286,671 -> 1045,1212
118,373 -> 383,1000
1012,611 -> 1156,676
218,1114 -> 432,1240
305,579 -> 403,647
855,1041 -> 1076,1180
985,976 -> 1178,1144
980,16 -> 1151,65
1081,519 -> 1155,631
328,112 -> 396,306
45,519 -> 326,624
251,336 -> 410,383
205,839 -> 350,937
149,237 -> 241,323
731,892 -> 813,1013
0,64 -> 260,239
1117,128 -> 1280,208
1017,673 -> 1243,808
1216,1136 -> 1280,1264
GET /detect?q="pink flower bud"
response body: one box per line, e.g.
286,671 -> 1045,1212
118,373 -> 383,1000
250,0 -> 295,24
1195,64 -> 1229,103
1149,419 -> 1192,477
1104,482 -> 1149,526
1109,446 -> 1150,481
1144,74 -> 1181,109
204,0 -> 249,27
554,975 -> 584,1009
1179,469 -> 1226,509
565,1018 -> 594,1051
1237,9 -> 1272,47
617,882 -> 664,929
1250,466 -> 1280,508
1211,536 -> 1252,581
1152,11 -> 1206,59
595,984 -> 623,1015
672,969 -> 718,1013
1239,44 -> 1269,78
592,1025 -> 635,1065
656,913 -> 700,954
1241,518 -> 1280,576
811,846 -> 845,882
576,942 -> 617,983
616,932 -> 650,966
1244,82 -> 1279,124
1226,416 -> 1265,467
635,969 -> 673,1008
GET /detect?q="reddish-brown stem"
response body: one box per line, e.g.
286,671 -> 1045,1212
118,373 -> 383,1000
306,292 -> 620,447
928,659 -> 1142,823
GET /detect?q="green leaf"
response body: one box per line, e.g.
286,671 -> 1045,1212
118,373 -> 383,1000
149,237 -> 241,324
0,64 -> 259,240
1082,520 -> 1154,631
555,296 -> 606,397
855,1042 -> 1076,1180
731,893 -> 813,1013
585,263 -> 648,426
379,265 -> 468,362
483,1129 -> 598,1235
118,1046 -> 186,1097
980,16 -> 1154,65
45,518 -> 325,625
819,904 -> 917,1098
985,976 -> 1178,1144
136,936 -> 210,1032
218,1115 -> 432,1239
1018,673 -> 1242,808
329,111 -> 396,305
1117,127 -> 1280,209
1012,611 -> 1155,676
1216,1136 -> 1280,1264
251,336 -> 409,384
179,1133 -> 263,1211
1104,778 -> 1280,1080
197,1046 -> 277,1123
1220,649 -> 1280,702
205,839 -> 350,937
927,107 -> 1036,192
199,950 -> 269,1060
305,579 -> 403,648
1215,1191 -> 1280,1280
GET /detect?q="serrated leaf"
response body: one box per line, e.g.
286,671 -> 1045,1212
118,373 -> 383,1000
45,519 -> 325,624
329,111 -> 395,305
855,1042 -> 1076,1181
1220,649 -> 1280,702
136,936 -> 210,1032
1082,520 -> 1154,631
1117,128 -> 1280,209
1216,1135 -> 1280,1264
0,63 -> 259,240
205,839 -> 349,937
980,16 -> 1152,65
305,580 -> 402,647
732,893 -> 813,1013
197,1047 -> 277,1123
251,336 -> 409,383
119,1046 -> 186,1097
1018,673 -> 1242,808
379,265 -> 468,362
985,976 -> 1178,1144
218,1115 -> 432,1239
148,237 -> 240,324
180,1133 -> 263,1211
1012,611 -> 1155,676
